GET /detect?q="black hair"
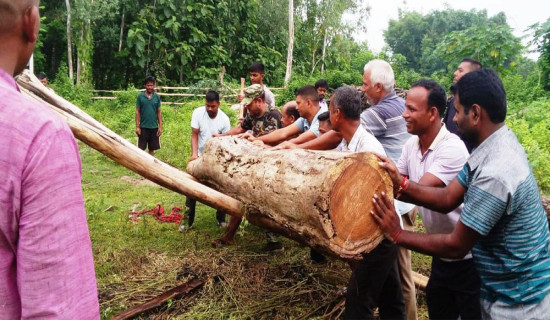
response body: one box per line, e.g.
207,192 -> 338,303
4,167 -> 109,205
461,58 -> 482,70
284,103 -> 300,120
296,85 -> 320,102
37,73 -> 47,80
411,79 -> 447,118
315,79 -> 329,89
144,75 -> 156,85
331,86 -> 361,120
451,69 -> 507,123
205,90 -> 220,102
317,111 -> 330,122
249,62 -> 265,74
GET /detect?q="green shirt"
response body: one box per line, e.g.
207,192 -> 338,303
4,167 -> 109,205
136,91 -> 161,129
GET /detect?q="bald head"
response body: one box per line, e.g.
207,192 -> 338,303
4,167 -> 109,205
0,0 -> 37,33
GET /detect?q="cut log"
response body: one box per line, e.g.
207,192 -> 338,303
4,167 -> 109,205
110,278 -> 204,320
187,136 -> 394,259
15,70 -> 244,218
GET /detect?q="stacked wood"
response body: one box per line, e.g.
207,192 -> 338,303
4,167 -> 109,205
187,136 -> 394,259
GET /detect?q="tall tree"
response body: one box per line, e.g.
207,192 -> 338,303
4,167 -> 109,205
65,0 -> 74,79
530,18 -> 550,90
284,0 -> 294,86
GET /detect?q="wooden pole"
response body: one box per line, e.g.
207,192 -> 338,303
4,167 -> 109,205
238,77 -> 246,122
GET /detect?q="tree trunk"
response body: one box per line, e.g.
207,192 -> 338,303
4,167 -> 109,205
65,0 -> 74,79
321,30 -> 327,73
187,136 -> 394,259
118,8 -> 125,52
284,0 -> 294,87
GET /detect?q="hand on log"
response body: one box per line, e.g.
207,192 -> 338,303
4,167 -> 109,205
271,141 -> 298,150
371,192 -> 402,242
375,153 -> 402,191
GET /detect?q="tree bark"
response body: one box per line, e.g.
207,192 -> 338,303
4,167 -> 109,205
187,136 -> 394,259
284,0 -> 294,87
65,0 -> 74,79
118,7 -> 125,52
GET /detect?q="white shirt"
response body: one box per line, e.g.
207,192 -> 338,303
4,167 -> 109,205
337,126 -> 403,228
294,105 -> 329,136
264,86 -> 276,108
397,125 -> 471,260
191,107 -> 230,156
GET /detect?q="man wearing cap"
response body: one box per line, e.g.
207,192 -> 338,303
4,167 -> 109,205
212,84 -> 284,251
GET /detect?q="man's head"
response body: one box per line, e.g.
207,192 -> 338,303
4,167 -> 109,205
144,76 -> 156,94
281,101 -> 299,127
329,86 -> 362,132
0,0 -> 40,76
451,69 -> 506,147
241,84 -> 266,117
453,58 -> 482,84
295,85 -> 320,119
315,79 -> 329,100
248,61 -> 265,85
403,80 -> 446,136
205,90 -> 220,119
37,73 -> 48,86
362,59 -> 395,105
317,111 -> 332,135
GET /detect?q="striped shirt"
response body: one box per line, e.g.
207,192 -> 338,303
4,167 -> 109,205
360,92 -> 411,162
457,125 -> 550,305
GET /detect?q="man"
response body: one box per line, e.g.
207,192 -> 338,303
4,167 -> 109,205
183,91 -> 231,230
328,86 -> 405,320
238,61 -> 275,121
0,0 -> 99,318
315,78 -> 329,109
253,85 -> 328,147
444,58 -> 482,135
282,61 -> 417,320
372,69 -> 550,319
317,111 -> 331,135
281,100 -> 300,128
37,72 -> 54,91
399,79 -> 481,319
136,75 -> 163,155
212,84 -> 284,251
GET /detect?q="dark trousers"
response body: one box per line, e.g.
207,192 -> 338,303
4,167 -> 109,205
345,239 -> 406,320
185,197 -> 225,227
426,257 -> 481,320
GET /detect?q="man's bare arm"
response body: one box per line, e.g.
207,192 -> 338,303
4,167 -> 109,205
296,130 -> 342,150
215,124 -> 246,137
288,130 -> 317,145
189,128 -> 199,161
257,124 -> 301,146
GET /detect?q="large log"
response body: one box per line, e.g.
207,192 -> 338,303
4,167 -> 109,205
187,136 -> 393,259
15,70 -> 244,218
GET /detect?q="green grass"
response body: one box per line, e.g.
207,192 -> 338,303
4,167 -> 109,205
80,98 -> 434,319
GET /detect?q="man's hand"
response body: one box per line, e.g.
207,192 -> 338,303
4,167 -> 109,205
238,132 -> 254,141
136,127 -> 141,136
188,155 -> 198,162
272,141 -> 298,150
157,128 -> 163,136
374,153 -> 402,188
212,133 -> 224,138
371,192 -> 402,241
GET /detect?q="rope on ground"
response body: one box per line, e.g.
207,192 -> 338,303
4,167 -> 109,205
127,204 -> 183,224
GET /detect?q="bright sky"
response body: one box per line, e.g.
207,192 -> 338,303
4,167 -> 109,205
351,0 -> 550,60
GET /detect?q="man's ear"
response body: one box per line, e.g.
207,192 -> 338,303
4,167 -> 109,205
22,5 -> 39,43
470,104 -> 482,124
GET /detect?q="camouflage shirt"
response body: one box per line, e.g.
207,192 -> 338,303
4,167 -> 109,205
241,106 -> 282,137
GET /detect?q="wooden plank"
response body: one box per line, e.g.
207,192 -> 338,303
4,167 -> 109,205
110,279 -> 204,320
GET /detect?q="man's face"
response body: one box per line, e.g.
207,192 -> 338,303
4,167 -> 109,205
145,81 -> 155,94
328,100 -> 340,132
317,87 -> 327,100
295,95 -> 309,118
453,62 -> 473,84
452,94 -> 476,148
403,87 -> 433,135
361,70 -> 379,105
281,106 -> 294,127
249,72 -> 264,84
205,100 -> 219,119
319,121 -> 331,135
247,98 -> 263,116
40,77 -> 47,86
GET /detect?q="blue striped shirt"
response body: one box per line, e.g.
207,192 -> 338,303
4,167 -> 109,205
457,125 -> 550,305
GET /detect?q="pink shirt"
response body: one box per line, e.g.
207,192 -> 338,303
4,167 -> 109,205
0,69 -> 99,319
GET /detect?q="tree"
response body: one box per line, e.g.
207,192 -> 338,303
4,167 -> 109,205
530,18 -> 550,90
284,0 -> 294,86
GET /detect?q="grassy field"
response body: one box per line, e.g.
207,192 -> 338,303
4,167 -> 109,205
80,98 -> 433,319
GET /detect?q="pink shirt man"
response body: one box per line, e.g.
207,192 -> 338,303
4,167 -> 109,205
0,69 -> 99,318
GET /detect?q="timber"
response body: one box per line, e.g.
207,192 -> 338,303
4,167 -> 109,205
110,278 -> 204,320
15,70 -> 244,218
187,136 -> 394,259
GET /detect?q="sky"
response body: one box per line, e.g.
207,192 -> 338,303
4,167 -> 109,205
350,0 -> 550,60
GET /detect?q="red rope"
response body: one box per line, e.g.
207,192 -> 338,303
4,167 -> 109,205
127,204 -> 183,224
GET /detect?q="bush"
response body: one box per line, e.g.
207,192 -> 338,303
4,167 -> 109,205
50,63 -> 93,106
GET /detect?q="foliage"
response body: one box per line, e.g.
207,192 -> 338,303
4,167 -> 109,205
50,63 -> 93,106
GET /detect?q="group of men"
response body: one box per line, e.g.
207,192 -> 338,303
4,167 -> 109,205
2,0 -> 550,318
